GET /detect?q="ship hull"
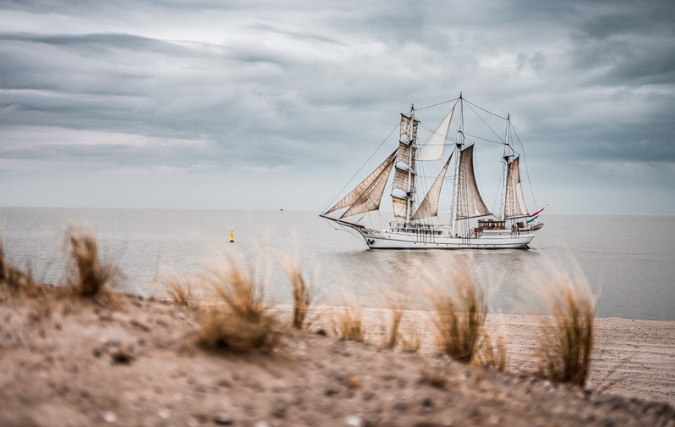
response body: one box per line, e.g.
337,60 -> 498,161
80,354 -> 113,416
357,228 -> 534,250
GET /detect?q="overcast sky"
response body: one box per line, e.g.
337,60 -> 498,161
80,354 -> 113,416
1,0 -> 674,214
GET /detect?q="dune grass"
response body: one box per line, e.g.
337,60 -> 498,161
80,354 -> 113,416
475,332 -> 507,371
164,278 -> 195,308
384,305 -> 404,350
198,251 -> 280,353
65,226 -> 118,304
276,253 -> 312,330
332,303 -> 364,341
400,327 -> 421,353
535,268 -> 596,387
0,243 -> 45,299
381,299 -> 420,353
425,266 -> 487,364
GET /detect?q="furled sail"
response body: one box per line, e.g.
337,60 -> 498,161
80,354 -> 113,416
503,157 -> 529,219
398,140 -> 413,168
400,113 -> 419,143
456,145 -> 491,219
418,107 -> 454,161
392,112 -> 418,219
392,166 -> 414,192
413,154 -> 453,221
324,150 -> 397,217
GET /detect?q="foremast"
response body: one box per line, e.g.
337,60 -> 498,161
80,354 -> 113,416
500,114 -> 530,222
451,93 -> 465,237
391,104 -> 419,225
500,113 -> 513,221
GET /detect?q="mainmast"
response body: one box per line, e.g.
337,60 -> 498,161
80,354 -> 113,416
500,113 -> 512,221
451,92 -> 464,236
406,103 -> 415,224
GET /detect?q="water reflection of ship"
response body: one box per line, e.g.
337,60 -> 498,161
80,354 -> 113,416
326,249 -> 541,311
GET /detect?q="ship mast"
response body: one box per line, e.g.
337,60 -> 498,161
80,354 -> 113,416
407,103 -> 415,224
451,92 -> 464,237
500,113 -> 512,221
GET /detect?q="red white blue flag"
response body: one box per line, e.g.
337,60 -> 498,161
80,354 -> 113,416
527,207 -> 545,223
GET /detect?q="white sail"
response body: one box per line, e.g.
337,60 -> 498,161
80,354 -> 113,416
503,157 -> 529,219
413,154 -> 452,221
418,107 -> 454,161
325,150 -> 397,216
392,196 -> 408,219
456,144 -> 491,219
340,152 -> 396,218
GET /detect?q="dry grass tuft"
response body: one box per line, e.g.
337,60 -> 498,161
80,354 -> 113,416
419,368 -> 448,389
199,251 -> 280,354
164,278 -> 195,308
276,253 -> 312,330
400,328 -> 421,353
65,227 -> 118,304
0,244 -> 45,299
475,332 -> 507,371
424,266 -> 487,364
535,267 -> 596,387
384,306 -> 404,350
332,304 -> 364,341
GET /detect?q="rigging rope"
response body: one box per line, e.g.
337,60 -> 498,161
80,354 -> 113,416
464,99 -> 508,120
510,122 -> 538,209
416,97 -> 460,111
465,102 -> 505,144
321,123 -> 399,213
463,132 -> 503,145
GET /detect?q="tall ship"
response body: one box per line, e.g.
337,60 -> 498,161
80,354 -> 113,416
320,93 -> 538,249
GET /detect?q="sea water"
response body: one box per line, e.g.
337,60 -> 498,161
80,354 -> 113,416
1,207 -> 674,321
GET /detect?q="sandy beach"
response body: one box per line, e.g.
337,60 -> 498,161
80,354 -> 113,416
1,294 -> 674,427
307,307 -> 675,404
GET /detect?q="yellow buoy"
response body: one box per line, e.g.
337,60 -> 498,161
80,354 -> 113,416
230,230 -> 235,243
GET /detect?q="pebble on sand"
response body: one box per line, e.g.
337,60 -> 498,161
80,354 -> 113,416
344,414 -> 366,427
214,413 -> 235,425
103,411 -> 117,423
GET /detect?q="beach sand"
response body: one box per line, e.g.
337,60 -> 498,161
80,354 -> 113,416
305,307 -> 675,404
1,295 -> 673,427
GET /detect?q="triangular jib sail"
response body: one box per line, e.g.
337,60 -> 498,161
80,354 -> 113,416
325,149 -> 397,218
413,153 -> 453,220
456,144 -> 491,219
503,157 -> 529,219
418,107 -> 454,161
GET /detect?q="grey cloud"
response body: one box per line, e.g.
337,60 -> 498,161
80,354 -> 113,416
0,0 -> 674,212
